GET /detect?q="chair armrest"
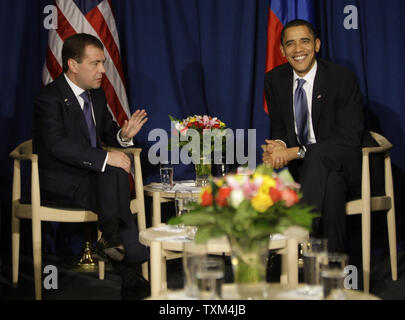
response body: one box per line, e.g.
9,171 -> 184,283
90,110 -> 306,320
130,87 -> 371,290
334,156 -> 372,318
9,150 -> 38,162
102,145 -> 142,157
363,132 -> 393,155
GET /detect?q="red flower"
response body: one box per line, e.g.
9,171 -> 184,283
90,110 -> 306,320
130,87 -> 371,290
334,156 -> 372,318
269,187 -> 282,203
201,190 -> 213,206
215,187 -> 232,207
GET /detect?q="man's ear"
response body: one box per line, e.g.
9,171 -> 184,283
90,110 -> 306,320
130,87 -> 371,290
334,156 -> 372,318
67,58 -> 78,73
315,38 -> 321,53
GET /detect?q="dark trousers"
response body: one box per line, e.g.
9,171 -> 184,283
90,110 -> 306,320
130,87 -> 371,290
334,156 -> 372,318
289,142 -> 362,253
56,165 -> 149,265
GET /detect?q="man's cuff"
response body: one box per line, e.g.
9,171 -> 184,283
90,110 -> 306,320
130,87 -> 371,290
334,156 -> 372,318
117,129 -> 134,147
101,153 -> 108,172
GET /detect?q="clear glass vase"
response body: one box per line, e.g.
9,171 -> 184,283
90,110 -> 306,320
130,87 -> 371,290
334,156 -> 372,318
229,237 -> 269,299
195,155 -> 212,187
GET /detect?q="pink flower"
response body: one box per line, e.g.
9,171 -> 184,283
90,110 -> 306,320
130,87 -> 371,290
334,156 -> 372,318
281,189 -> 299,207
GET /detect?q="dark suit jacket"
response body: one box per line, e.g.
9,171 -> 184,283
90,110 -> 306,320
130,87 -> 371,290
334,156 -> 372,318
264,58 -> 365,151
32,74 -> 124,204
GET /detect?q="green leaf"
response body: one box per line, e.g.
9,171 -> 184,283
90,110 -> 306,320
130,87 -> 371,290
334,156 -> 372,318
194,225 -> 225,244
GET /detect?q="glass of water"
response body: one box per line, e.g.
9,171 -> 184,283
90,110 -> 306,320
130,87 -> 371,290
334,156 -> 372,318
196,256 -> 225,300
299,238 -> 328,297
175,191 -> 196,229
160,161 -> 173,189
321,253 -> 348,300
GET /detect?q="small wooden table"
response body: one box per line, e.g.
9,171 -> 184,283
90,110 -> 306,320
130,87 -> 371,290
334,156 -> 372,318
144,181 -> 201,226
139,225 -> 309,297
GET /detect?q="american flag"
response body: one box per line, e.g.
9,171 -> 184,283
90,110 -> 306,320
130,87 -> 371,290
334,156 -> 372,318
42,0 -> 130,126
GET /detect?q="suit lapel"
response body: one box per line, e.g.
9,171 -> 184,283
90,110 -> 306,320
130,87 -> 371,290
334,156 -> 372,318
56,75 -> 91,142
312,60 -> 328,136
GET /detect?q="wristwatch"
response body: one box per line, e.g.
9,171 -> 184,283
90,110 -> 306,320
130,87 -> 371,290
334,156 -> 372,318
297,146 -> 306,159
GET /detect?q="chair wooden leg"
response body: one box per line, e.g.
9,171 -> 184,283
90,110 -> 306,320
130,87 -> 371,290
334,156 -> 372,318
11,212 -> 20,288
387,207 -> 398,281
32,218 -> 42,300
361,212 -> 371,293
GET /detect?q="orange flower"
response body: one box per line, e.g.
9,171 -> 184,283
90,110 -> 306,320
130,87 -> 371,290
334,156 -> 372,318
201,189 -> 213,206
215,187 -> 232,207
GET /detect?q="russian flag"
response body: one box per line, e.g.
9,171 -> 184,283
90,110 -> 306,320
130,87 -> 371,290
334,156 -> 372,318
264,0 -> 315,113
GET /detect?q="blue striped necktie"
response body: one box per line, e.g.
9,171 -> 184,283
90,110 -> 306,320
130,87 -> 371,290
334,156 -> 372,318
294,79 -> 309,146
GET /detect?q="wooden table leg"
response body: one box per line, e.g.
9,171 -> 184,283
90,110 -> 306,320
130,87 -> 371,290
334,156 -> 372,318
150,240 -> 162,297
286,238 -> 299,285
152,192 -> 162,227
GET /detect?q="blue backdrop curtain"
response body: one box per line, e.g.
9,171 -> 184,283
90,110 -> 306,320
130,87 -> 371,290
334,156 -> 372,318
113,0 -> 269,182
316,0 -> 405,251
0,0 -> 404,257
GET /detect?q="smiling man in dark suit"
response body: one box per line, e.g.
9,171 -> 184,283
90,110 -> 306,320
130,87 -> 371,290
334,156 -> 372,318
263,20 -> 365,253
33,33 -> 149,299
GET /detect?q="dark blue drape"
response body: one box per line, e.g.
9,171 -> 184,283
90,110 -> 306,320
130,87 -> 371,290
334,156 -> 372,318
316,0 -> 405,247
0,0 -> 404,256
113,0 -> 269,183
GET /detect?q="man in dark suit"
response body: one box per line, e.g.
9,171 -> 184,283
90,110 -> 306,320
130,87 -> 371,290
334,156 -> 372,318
33,33 -> 149,298
263,20 -> 365,253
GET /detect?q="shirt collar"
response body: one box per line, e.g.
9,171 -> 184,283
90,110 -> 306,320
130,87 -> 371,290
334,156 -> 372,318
64,73 -> 86,99
293,60 -> 318,87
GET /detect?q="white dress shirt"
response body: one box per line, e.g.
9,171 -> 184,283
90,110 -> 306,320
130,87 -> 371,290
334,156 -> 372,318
64,74 -> 133,171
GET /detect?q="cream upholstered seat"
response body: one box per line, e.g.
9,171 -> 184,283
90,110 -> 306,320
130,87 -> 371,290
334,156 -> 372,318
10,140 -> 147,300
345,132 -> 397,293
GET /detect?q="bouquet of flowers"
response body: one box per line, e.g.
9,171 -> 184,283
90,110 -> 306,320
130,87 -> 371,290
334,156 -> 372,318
169,165 -> 316,283
169,115 -> 228,156
169,165 -> 314,243
169,115 -> 229,186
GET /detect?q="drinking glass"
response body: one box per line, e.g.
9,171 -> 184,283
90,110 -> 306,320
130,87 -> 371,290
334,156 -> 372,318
321,253 -> 349,300
195,256 -> 225,300
175,191 -> 196,229
160,161 -> 173,189
299,238 -> 328,297
182,242 -> 206,298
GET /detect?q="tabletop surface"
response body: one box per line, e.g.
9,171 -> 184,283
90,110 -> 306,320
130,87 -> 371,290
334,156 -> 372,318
144,181 -> 202,198
148,283 -> 380,300
139,224 -> 308,253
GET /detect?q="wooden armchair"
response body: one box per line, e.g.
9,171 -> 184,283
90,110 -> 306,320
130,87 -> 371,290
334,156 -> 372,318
345,132 -> 397,293
10,140 -> 147,300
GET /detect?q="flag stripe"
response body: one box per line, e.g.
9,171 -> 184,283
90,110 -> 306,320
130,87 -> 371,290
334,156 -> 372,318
98,0 -> 121,53
46,46 -> 63,80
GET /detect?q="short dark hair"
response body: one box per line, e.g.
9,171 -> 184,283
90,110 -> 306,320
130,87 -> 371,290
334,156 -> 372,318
280,19 -> 319,45
62,33 -> 104,73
